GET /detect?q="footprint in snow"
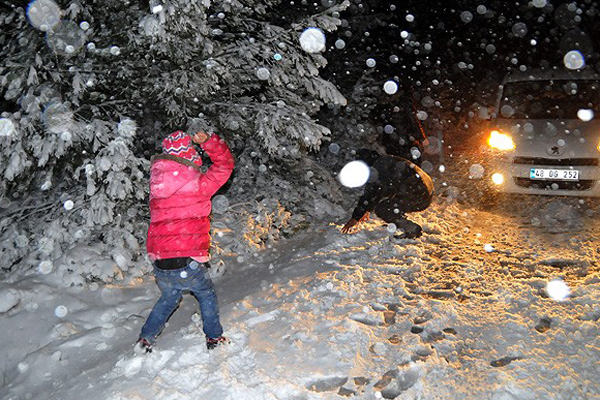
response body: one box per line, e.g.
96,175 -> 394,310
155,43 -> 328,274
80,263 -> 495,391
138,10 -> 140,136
306,376 -> 348,393
535,317 -> 552,333
491,356 -> 523,367
375,367 -> 420,399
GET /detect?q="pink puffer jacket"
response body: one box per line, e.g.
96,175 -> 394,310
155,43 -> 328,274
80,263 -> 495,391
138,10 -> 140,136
146,134 -> 234,260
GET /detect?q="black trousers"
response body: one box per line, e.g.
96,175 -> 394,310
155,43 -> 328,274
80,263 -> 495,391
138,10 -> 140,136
373,195 -> 430,236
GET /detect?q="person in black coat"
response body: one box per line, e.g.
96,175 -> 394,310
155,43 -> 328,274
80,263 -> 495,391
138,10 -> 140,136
341,149 -> 434,239
374,89 -> 428,166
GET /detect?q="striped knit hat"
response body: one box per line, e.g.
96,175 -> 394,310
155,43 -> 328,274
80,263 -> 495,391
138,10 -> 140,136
162,131 -> 202,166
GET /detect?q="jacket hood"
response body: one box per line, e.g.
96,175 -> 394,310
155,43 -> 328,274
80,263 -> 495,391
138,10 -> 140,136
149,156 -> 202,200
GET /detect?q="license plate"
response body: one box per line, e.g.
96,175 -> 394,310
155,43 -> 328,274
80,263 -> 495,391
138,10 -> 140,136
530,168 -> 580,181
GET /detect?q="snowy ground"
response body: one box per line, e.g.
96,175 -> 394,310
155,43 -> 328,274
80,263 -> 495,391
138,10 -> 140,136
2,190 -> 600,399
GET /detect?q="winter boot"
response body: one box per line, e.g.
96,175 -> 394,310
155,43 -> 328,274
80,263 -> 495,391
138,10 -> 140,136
136,338 -> 154,353
206,336 -> 228,350
393,218 -> 422,240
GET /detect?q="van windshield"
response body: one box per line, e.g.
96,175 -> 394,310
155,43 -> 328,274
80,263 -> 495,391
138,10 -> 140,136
499,79 -> 600,119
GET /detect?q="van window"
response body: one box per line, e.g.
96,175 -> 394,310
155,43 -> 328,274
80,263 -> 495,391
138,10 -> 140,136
499,80 -> 600,119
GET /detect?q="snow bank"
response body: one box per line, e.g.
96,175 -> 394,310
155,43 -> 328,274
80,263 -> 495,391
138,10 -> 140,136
2,198 -> 600,400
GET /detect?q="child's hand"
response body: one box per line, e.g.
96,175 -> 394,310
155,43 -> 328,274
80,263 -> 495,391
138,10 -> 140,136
192,131 -> 211,144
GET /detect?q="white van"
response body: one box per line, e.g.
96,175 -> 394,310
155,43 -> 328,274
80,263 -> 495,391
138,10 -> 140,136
484,68 -> 600,196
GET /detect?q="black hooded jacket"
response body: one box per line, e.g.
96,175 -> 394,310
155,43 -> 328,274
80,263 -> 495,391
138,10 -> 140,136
351,150 -> 434,221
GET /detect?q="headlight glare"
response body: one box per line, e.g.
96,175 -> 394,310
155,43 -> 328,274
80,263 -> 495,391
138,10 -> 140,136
487,130 -> 515,151
491,173 -> 504,185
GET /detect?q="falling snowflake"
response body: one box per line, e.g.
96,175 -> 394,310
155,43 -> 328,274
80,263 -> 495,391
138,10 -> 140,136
55,305 -> 68,318
27,0 -> 61,31
546,279 -> 570,301
46,21 -> 87,56
563,50 -> 585,70
512,22 -> 528,37
328,143 -> 341,155
256,67 -> 271,80
383,80 -> 398,95
38,261 -> 54,275
299,28 -> 326,53
43,102 -> 74,133
469,164 -> 485,179
460,11 -> 473,23
339,161 -> 370,188
212,195 -> 230,214
577,109 -> 594,121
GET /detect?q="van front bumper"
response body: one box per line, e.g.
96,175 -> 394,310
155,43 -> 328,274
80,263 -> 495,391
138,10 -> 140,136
488,157 -> 600,197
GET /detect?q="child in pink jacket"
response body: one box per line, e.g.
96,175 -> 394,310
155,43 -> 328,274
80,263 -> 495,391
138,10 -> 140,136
138,130 -> 234,352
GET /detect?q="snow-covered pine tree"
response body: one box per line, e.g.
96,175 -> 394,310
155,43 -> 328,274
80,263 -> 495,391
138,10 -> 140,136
0,0 -> 348,282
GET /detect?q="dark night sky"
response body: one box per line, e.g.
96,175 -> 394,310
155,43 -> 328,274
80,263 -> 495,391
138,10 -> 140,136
313,0 -> 600,98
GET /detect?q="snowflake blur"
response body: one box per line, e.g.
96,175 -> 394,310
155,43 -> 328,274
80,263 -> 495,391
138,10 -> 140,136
563,50 -> 585,70
383,80 -> 398,95
38,260 -> 53,275
55,305 -> 68,318
212,195 -> 230,214
328,143 -> 341,154
27,0 -> 61,31
299,28 -> 326,53
338,160 -> 370,188
46,20 -> 87,56
469,164 -> 485,179
256,67 -> 271,80
546,279 -> 570,301
577,109 -> 594,122
43,102 -> 74,133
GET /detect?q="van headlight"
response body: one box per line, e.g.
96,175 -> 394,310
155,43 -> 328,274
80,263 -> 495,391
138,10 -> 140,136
491,173 -> 505,185
487,130 -> 515,151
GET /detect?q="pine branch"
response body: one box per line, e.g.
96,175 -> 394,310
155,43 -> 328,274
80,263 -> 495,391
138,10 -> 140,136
74,100 -> 127,114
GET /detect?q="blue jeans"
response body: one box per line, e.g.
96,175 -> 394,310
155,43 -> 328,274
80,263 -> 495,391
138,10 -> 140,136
140,260 -> 223,343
